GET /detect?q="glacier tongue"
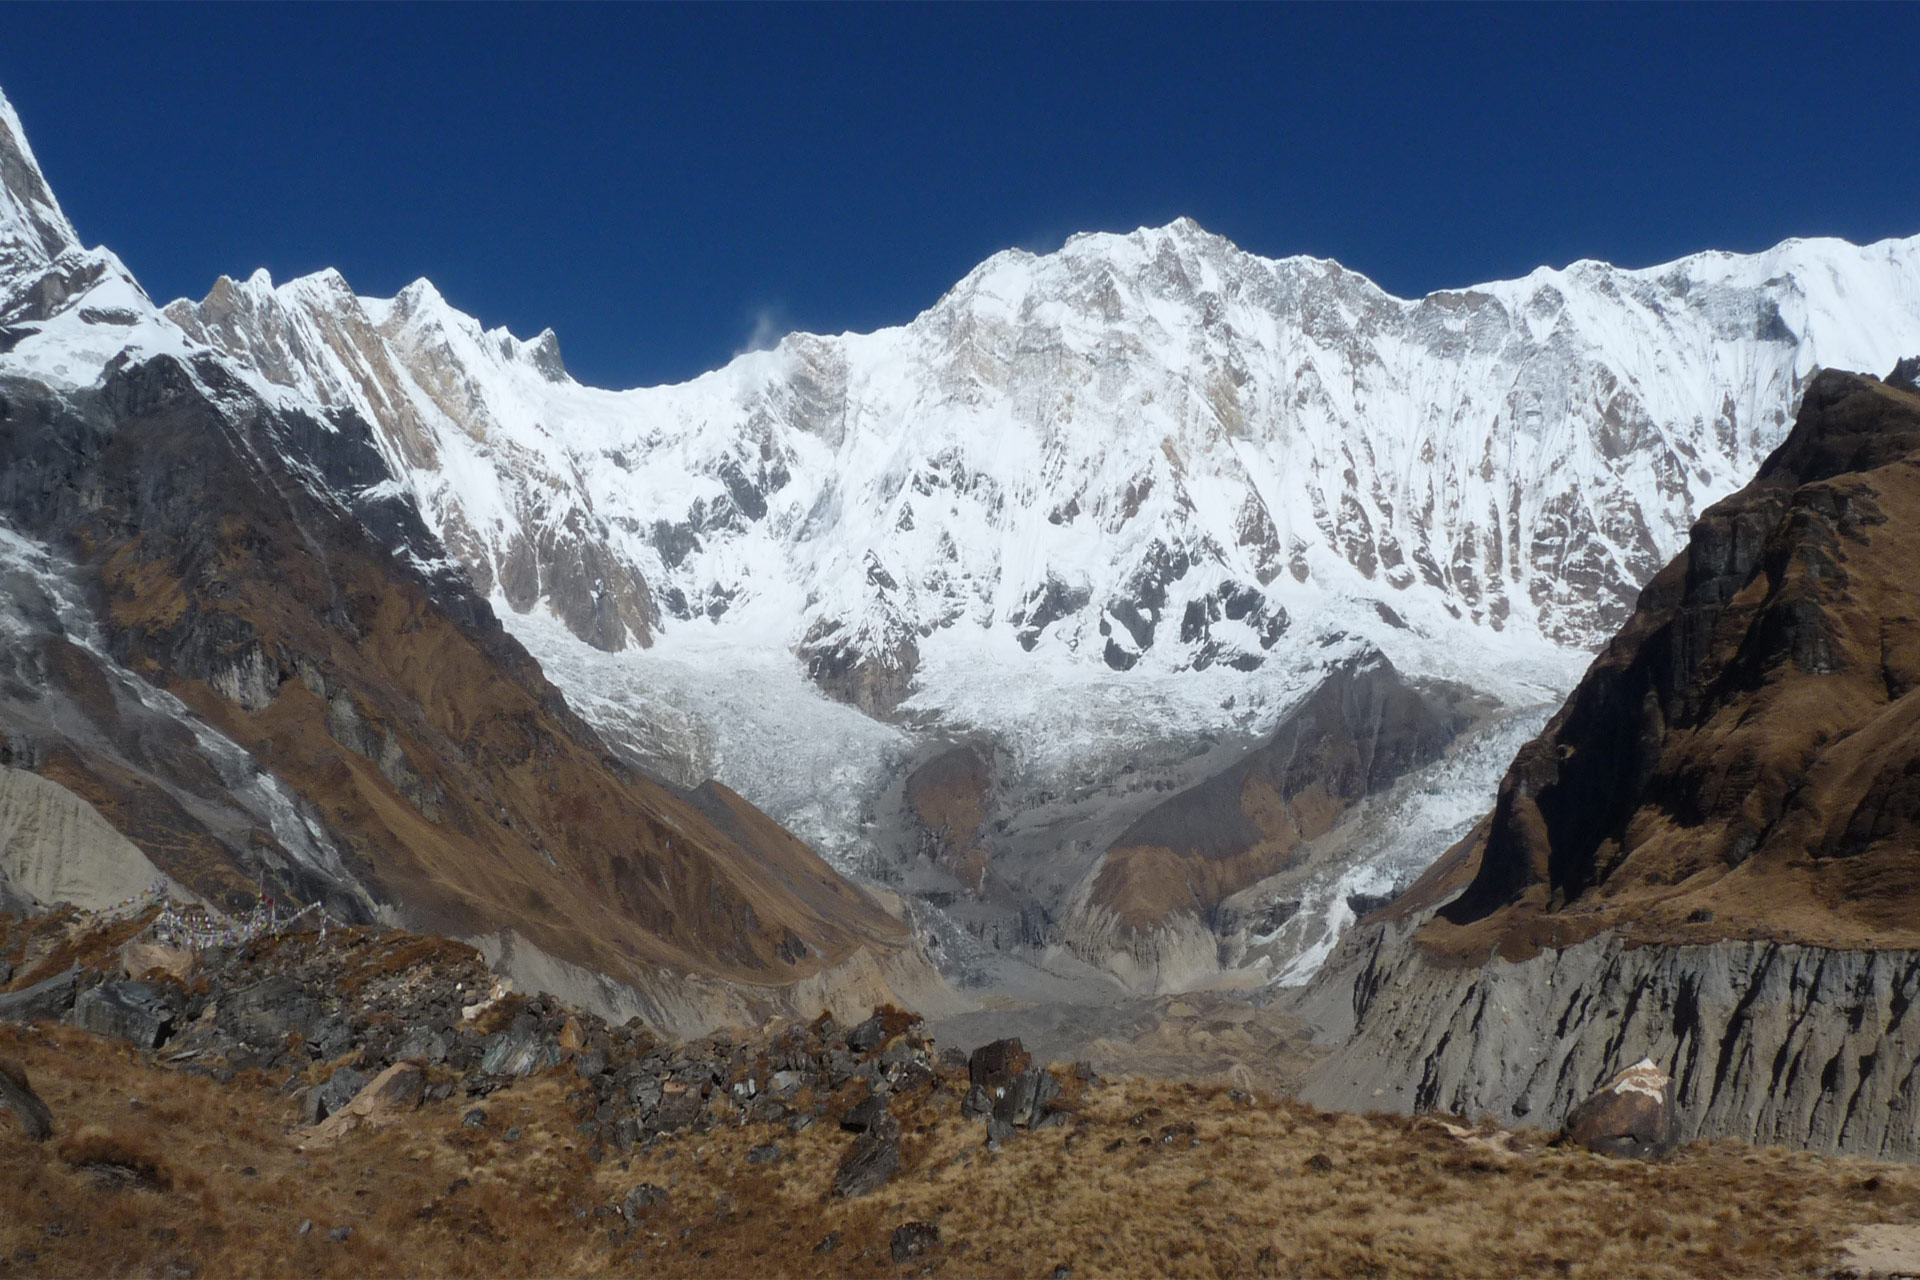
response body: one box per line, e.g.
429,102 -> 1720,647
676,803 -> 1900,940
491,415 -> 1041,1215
158,217 -> 1920,991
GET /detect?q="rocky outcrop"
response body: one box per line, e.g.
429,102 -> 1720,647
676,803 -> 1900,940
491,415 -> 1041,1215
0,1055 -> 51,1140
1301,923 -> 1920,1159
1300,371 -> 1920,1158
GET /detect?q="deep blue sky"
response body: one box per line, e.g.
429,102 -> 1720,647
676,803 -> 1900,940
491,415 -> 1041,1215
2,4 -> 1916,388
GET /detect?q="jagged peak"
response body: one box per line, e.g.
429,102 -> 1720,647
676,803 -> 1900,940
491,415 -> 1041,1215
0,84 -> 82,281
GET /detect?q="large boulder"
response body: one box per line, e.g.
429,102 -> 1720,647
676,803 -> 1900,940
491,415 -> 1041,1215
311,1062 -> 425,1143
72,981 -> 180,1049
303,1066 -> 369,1124
832,1114 -> 901,1198
968,1037 -> 1031,1091
0,1055 -> 51,1141
1563,1058 -> 1676,1158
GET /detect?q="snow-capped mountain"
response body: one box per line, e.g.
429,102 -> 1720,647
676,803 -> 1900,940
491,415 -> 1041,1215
12,71 -> 1920,993
156,210 -> 1920,990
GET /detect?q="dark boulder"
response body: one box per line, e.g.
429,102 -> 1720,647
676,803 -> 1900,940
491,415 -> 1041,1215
847,1014 -> 887,1055
304,1066 -> 369,1125
1563,1058 -> 1676,1159
72,981 -> 180,1049
621,1183 -> 668,1221
961,1083 -> 992,1120
968,1037 -> 1031,1091
890,1221 -> 940,1263
832,1114 -> 901,1198
0,1055 -> 52,1141
840,1091 -> 889,1133
222,977 -> 319,1045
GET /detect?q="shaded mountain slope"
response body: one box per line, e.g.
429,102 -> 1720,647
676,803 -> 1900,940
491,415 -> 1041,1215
1419,369 -> 1920,960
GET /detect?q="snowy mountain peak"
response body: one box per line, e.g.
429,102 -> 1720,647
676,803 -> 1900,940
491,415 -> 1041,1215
0,86 -> 80,288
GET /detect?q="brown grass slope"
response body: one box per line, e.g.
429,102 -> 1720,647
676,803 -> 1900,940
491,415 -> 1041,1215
1415,369 -> 1920,961
0,351 -> 903,987
5,1018 -> 1920,1279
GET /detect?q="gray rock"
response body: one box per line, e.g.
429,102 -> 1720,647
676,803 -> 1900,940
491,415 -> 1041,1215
0,968 -> 78,1024
987,1112 -> 1015,1148
621,1183 -> 668,1221
395,1028 -> 448,1064
961,1084 -> 993,1120
880,1038 -> 917,1069
462,1107 -> 488,1128
480,1028 -> 559,1077
968,1037 -> 1030,1090
746,1143 -> 782,1166
223,977 -> 318,1045
993,1071 -> 1038,1130
0,957 -> 12,984
72,981 -> 178,1049
847,1014 -> 887,1055
832,1115 -> 900,1198
328,1226 -> 353,1243
653,1088 -> 702,1133
627,1074 -> 663,1112
305,1067 -> 368,1124
768,1069 -> 806,1095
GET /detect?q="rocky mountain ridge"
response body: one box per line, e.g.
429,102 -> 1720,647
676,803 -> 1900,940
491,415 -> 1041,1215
1300,370 -> 1920,1157
0,86 -> 937,1036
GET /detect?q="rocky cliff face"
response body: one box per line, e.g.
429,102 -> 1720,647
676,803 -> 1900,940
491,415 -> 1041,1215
1299,369 -> 1920,1154
1301,923 -> 1920,1158
0,86 -> 932,1030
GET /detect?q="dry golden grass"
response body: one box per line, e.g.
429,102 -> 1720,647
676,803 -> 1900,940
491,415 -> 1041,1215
3,1019 -> 1917,1278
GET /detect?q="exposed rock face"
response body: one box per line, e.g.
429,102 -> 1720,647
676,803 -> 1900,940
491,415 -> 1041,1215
903,745 -> 993,893
1302,924 -> 1920,1158
1300,371 -> 1920,1156
0,766 -> 176,912
0,1055 -> 51,1141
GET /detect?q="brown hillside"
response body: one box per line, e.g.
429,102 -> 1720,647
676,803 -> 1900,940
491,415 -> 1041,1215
1419,369 -> 1920,961
0,351 -> 904,988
